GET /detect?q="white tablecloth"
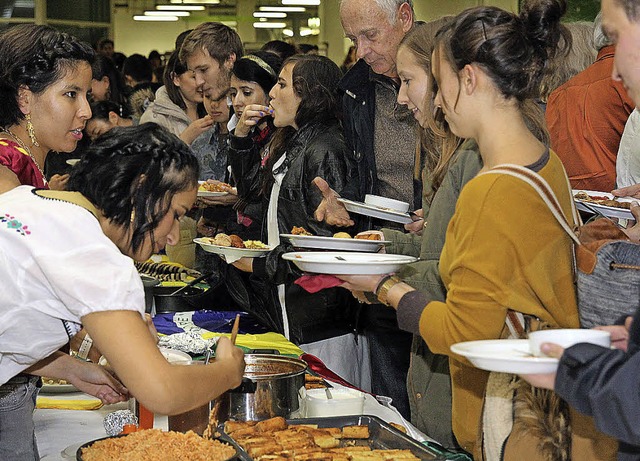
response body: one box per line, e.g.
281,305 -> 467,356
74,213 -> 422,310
35,384 -> 433,460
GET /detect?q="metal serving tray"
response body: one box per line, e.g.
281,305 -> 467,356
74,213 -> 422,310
217,414 -> 446,460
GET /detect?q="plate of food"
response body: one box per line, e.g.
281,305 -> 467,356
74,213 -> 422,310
194,235 -> 271,261
282,252 -> 417,275
40,377 -> 79,394
450,339 -> 559,374
337,198 -> 413,224
281,229 -> 389,253
198,181 -> 232,197
573,190 -> 636,220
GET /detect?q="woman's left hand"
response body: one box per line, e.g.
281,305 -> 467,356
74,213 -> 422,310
48,174 -> 69,191
68,361 -> 129,405
336,274 -> 386,294
518,342 -> 564,390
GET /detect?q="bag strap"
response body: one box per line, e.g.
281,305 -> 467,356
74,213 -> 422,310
479,164 -> 581,246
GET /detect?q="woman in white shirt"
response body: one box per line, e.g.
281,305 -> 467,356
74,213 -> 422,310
0,124 -> 244,459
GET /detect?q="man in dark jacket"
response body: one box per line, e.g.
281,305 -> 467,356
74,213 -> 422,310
318,0 -> 417,420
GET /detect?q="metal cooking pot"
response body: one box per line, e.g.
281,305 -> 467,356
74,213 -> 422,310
215,354 -> 307,422
152,285 -> 205,313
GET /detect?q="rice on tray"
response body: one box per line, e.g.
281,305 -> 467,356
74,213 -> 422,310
80,429 -> 235,461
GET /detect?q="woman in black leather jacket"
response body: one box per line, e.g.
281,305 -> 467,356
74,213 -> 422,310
232,55 -> 361,383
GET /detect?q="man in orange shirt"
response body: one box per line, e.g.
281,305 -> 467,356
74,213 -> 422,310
546,12 -> 634,192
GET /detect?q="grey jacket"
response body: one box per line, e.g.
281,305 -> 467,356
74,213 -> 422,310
139,86 -> 190,138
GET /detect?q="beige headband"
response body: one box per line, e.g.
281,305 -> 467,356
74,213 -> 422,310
243,54 -> 276,78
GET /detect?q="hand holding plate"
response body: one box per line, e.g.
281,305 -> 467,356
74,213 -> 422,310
518,342 -> 564,390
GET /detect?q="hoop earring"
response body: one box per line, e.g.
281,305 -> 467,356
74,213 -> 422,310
25,114 -> 40,147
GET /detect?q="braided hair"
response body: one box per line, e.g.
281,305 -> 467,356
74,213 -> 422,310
67,123 -> 200,255
0,24 -> 95,127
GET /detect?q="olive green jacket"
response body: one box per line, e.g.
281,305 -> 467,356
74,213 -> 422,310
382,139 -> 482,449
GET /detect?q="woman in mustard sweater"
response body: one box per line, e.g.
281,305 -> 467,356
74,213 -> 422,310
334,1 -> 604,459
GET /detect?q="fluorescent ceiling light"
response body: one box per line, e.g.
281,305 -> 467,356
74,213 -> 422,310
134,15 -> 179,20
170,0 -> 219,3
145,10 -> 190,16
282,0 -> 320,5
283,29 -> 294,37
300,27 -> 319,36
259,6 -> 306,12
253,22 -> 287,29
253,12 -> 287,18
157,5 -> 205,10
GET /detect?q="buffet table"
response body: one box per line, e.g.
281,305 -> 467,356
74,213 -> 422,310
34,381 -> 432,461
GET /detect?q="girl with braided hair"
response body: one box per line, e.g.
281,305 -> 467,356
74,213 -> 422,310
0,24 -> 94,191
0,124 -> 245,459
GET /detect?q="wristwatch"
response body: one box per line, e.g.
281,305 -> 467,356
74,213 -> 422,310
76,333 -> 93,361
375,275 -> 402,306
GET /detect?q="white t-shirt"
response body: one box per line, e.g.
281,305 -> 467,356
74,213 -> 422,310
617,107 -> 640,188
0,186 -> 145,384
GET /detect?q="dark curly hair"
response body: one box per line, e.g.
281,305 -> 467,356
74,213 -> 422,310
0,24 -> 95,127
435,0 -> 569,103
67,123 -> 199,255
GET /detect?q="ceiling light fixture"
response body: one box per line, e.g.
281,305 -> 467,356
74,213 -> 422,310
157,5 -> 205,10
259,6 -> 306,12
169,0 -> 220,4
253,12 -> 287,18
253,22 -> 287,29
145,10 -> 190,16
281,0 -> 320,5
133,14 -> 179,21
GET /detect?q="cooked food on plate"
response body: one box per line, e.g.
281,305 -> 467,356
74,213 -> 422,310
80,429 -> 235,461
199,181 -> 232,192
291,226 -> 313,236
41,377 -> 68,385
354,233 -> 382,241
573,191 -> 632,209
333,232 -> 352,239
202,233 -> 269,249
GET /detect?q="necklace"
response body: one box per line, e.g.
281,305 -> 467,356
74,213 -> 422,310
2,128 -> 47,184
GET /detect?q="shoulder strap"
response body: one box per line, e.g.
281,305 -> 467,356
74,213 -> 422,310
479,164 -> 581,245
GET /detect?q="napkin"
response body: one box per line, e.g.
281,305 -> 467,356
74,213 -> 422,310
294,274 -> 343,293
36,396 -> 103,410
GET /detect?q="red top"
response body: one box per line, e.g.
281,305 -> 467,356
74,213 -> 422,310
0,138 -> 48,188
546,45 -> 635,192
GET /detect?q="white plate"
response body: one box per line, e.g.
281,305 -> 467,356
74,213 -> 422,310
281,234 -> 389,253
193,237 -> 271,258
573,189 -> 635,220
337,198 -> 413,224
450,339 -> 559,374
65,158 -> 80,166
40,382 -> 79,394
282,251 -> 417,275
